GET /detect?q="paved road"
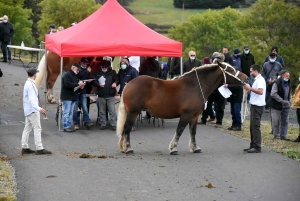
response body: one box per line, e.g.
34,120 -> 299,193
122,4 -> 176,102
0,62 -> 299,201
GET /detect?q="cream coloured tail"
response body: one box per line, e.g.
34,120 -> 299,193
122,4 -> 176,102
35,54 -> 46,88
116,95 -> 127,139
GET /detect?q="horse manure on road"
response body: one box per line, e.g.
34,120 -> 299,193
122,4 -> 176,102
79,153 -> 114,159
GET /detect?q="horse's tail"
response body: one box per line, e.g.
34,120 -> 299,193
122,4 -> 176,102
117,95 -> 127,142
35,54 -> 46,88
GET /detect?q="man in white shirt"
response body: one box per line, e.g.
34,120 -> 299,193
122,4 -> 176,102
21,67 -> 52,155
128,56 -> 140,72
243,64 -> 266,153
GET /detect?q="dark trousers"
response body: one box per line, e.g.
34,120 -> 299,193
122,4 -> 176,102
1,41 -> 11,61
297,108 -> 300,125
265,90 -> 271,109
202,97 -> 225,124
250,105 -> 264,149
230,102 -> 242,128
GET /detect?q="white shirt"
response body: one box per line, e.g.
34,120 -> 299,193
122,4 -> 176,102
128,56 -> 140,71
249,74 -> 266,106
23,78 -> 41,116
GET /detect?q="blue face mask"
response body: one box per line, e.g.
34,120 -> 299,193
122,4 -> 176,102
3,20 -> 7,23
283,78 -> 289,82
121,64 -> 127,70
244,50 -> 249,54
270,59 -> 275,63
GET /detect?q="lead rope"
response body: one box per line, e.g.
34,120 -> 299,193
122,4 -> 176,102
195,70 -> 206,103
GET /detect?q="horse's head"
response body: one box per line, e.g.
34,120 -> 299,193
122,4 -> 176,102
216,61 -> 249,85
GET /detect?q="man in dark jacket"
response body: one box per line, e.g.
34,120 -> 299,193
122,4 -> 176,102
241,45 -> 255,77
116,58 -> 139,96
270,70 -> 291,140
231,48 -> 242,71
93,60 -> 118,130
0,15 -> 14,63
263,46 -> 284,67
223,46 -> 233,66
140,56 -> 160,78
168,57 -> 180,78
183,50 -> 202,73
61,63 -> 84,132
72,58 -> 94,130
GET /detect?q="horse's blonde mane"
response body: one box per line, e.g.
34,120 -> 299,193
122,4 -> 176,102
173,63 -> 218,79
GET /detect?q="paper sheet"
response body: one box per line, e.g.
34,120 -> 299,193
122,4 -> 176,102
98,76 -> 106,85
218,85 -> 232,98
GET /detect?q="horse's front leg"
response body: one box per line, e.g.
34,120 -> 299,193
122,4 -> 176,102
121,113 -> 137,154
169,118 -> 189,155
46,68 -> 59,104
189,118 -> 202,153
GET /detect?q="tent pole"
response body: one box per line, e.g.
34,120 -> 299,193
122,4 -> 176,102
44,45 -> 47,110
58,57 -> 63,131
180,57 -> 183,75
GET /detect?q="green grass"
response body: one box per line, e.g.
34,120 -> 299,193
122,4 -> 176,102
127,0 -> 251,25
0,158 -> 17,201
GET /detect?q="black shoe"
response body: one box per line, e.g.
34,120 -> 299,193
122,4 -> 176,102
197,120 -> 206,125
100,126 -> 106,130
247,147 -> 261,153
243,147 -> 253,151
35,149 -> 52,155
21,148 -> 35,155
233,127 -> 241,131
111,126 -> 116,131
274,136 -> 281,139
63,128 -> 74,132
1,59 -> 7,63
280,137 -> 290,141
228,126 -> 234,130
293,136 -> 300,142
84,122 -> 94,130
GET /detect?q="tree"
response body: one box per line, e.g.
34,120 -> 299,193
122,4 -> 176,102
0,0 -> 33,46
37,0 -> 100,41
168,7 -> 244,60
237,0 -> 300,88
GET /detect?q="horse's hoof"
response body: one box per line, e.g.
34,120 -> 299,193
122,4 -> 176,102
193,149 -> 202,153
170,151 -> 178,155
125,150 -> 134,154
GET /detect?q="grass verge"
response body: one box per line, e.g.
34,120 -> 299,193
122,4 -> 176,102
213,118 -> 300,161
0,156 -> 17,201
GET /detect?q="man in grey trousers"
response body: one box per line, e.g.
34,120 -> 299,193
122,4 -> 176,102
269,70 -> 291,140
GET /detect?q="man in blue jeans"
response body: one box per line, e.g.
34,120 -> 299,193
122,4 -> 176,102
73,58 -> 94,130
61,63 -> 84,132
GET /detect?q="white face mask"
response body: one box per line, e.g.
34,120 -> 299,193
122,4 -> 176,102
190,56 -> 195,60
102,69 -> 107,72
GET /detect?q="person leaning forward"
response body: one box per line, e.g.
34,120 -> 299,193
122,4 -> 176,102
61,63 -> 84,132
21,67 -> 52,155
243,64 -> 266,153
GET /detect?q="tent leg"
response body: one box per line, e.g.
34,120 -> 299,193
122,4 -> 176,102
44,45 -> 47,111
58,57 -> 63,131
180,57 -> 183,75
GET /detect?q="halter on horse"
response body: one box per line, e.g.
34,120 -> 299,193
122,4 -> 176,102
117,61 -> 248,154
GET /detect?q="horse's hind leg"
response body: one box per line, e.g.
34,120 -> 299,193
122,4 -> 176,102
189,118 -> 202,153
121,112 -> 138,154
169,118 -> 189,155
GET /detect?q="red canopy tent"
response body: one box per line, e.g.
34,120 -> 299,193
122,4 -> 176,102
45,0 -> 182,57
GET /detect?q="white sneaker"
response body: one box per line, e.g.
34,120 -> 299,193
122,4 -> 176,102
74,124 -> 80,130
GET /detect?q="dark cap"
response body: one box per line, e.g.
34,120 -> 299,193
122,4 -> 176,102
27,67 -> 39,76
234,48 -> 241,54
80,58 -> 89,64
244,45 -> 249,50
269,53 -> 276,58
49,24 -> 56,29
72,63 -> 80,68
101,60 -> 111,68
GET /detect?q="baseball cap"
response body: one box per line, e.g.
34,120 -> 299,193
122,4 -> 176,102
234,48 -> 241,54
49,24 -> 56,29
72,63 -> 80,68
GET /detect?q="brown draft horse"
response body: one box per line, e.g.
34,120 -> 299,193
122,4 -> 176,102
117,61 -> 249,155
35,52 -> 81,103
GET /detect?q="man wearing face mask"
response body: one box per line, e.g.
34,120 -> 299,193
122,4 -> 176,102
183,50 -> 202,73
61,63 -> 84,132
270,70 -> 291,140
116,58 -> 139,96
93,60 -> 118,130
263,46 -> 284,67
240,46 -> 255,78
222,46 -> 233,66
231,48 -> 241,71
243,64 -> 266,153
72,58 -> 94,130
262,53 -> 283,111
0,15 -> 14,63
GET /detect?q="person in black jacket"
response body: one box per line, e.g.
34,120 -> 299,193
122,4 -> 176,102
168,57 -> 180,78
93,60 -> 118,130
0,15 -> 14,63
223,46 -> 233,66
140,56 -> 160,78
224,67 -> 244,131
241,46 -> 255,78
61,63 -> 84,132
270,70 -> 291,140
183,50 -> 202,73
72,58 -> 94,130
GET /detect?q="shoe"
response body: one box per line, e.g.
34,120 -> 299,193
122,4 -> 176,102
197,121 -> 206,125
84,122 -> 94,130
293,137 -> 300,142
21,148 -> 35,155
100,126 -> 106,130
8,60 -> 11,64
111,126 -> 116,131
74,124 -> 80,130
1,59 -> 7,63
228,126 -> 234,130
280,137 -> 291,141
35,149 -> 52,155
207,118 -> 215,122
215,123 -> 222,128
247,147 -> 261,153
243,147 -> 253,151
274,136 -> 281,139
233,127 -> 241,131
63,128 -> 74,132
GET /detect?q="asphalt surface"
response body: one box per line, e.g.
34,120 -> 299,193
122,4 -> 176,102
0,61 -> 299,201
